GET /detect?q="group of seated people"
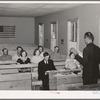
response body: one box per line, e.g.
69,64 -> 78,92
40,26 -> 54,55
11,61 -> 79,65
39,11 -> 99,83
0,45 -> 44,72
0,45 -> 82,72
0,45 -> 83,90
37,47 -> 82,90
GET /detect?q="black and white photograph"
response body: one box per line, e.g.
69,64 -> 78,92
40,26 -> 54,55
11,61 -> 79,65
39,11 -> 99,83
0,1 -> 99,99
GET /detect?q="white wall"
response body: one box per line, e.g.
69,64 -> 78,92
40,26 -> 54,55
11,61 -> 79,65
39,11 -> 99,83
35,4 -> 100,55
0,17 -> 35,44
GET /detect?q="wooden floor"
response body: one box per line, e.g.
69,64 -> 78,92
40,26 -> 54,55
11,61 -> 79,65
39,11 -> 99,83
68,83 -> 100,90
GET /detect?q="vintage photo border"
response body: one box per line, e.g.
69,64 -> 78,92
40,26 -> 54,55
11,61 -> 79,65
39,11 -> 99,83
0,0 -> 99,99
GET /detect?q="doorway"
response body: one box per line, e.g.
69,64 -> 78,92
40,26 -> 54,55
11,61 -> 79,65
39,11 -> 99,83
39,23 -> 44,46
67,18 -> 79,55
99,18 -> 100,47
50,21 -> 58,51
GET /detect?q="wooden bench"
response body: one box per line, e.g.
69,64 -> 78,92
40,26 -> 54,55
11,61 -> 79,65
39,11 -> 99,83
54,60 -> 65,70
32,80 -> 42,90
0,73 -> 31,90
0,63 -> 38,90
0,61 -> 18,74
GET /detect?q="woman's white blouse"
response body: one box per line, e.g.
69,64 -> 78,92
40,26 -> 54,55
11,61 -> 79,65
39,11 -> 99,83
31,55 -> 43,64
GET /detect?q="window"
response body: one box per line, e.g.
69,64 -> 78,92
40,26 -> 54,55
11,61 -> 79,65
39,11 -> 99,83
71,21 -> 77,42
0,26 -> 15,38
51,22 -> 57,39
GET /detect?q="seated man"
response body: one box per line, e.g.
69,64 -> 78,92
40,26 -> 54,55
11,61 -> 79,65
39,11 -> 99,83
0,48 -> 12,61
12,46 -> 23,61
50,46 -> 66,60
38,52 -> 56,90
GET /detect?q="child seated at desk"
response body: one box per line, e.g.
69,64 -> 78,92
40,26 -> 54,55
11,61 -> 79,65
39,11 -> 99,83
65,52 -> 80,70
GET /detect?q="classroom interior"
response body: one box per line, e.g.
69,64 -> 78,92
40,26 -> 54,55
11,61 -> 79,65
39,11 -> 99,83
0,3 -> 99,90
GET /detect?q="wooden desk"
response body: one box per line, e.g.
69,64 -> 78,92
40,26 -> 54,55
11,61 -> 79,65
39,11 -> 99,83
68,83 -> 100,90
54,73 -> 82,90
47,70 -> 82,90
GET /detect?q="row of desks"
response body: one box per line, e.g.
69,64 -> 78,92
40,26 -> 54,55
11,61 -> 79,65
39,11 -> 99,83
0,60 -> 65,90
0,60 -> 99,90
0,60 -> 65,69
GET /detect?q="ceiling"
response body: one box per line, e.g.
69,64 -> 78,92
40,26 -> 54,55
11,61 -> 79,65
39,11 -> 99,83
0,3 -> 84,17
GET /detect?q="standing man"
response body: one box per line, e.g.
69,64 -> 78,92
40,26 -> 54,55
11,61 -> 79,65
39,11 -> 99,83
72,32 -> 100,85
38,52 -> 56,90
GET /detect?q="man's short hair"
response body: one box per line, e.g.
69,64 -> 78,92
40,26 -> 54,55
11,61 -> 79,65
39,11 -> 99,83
54,46 -> 59,52
69,52 -> 74,57
54,46 -> 58,48
43,52 -> 49,57
84,32 -> 94,42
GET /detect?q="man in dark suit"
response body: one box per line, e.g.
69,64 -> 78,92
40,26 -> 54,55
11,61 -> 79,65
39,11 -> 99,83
72,32 -> 100,85
38,52 -> 56,90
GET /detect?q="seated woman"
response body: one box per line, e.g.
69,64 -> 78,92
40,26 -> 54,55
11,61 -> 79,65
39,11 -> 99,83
38,52 -> 56,90
50,46 -> 66,61
65,52 -> 80,70
31,48 -> 43,72
31,48 -> 43,64
38,45 -> 44,58
12,46 -> 23,61
69,47 -> 83,58
0,48 -> 12,61
17,50 -> 31,73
